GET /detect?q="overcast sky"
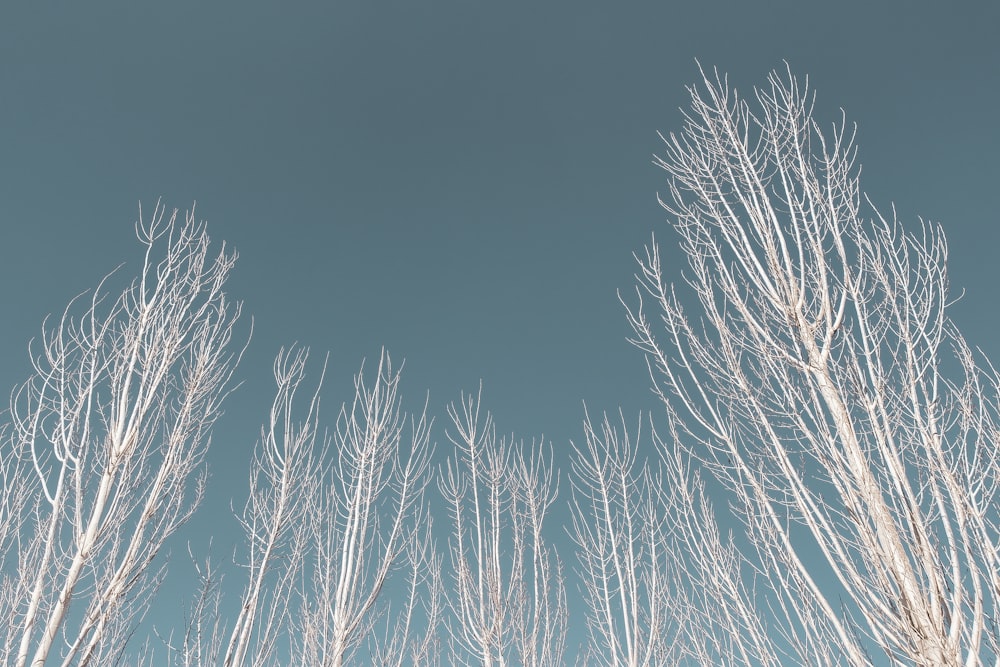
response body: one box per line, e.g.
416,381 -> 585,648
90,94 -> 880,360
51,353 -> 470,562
1,0 -> 997,659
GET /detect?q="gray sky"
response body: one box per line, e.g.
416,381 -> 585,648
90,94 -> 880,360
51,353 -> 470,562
1,0 -> 997,659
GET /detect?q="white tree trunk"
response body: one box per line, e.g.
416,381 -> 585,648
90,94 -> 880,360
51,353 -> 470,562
624,65 -> 1000,665
2,201 -> 242,667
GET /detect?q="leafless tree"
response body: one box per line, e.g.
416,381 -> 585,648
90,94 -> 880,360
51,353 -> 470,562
221,346 -> 325,666
0,202 -> 244,667
568,410 -> 681,667
139,349 -> 321,667
439,386 -> 568,667
291,351 -> 435,667
135,348 -> 435,667
141,545 -> 229,667
624,65 -> 1000,665
370,512 -> 445,667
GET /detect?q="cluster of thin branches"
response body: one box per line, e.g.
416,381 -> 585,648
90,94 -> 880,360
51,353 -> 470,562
149,347 -> 439,667
0,201 -> 566,666
0,202 -> 244,667
439,385 -> 568,667
623,65 -> 1000,665
4,64 -> 1000,667
567,410 -> 681,667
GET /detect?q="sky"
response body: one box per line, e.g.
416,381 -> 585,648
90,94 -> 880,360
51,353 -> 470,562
1,0 -> 998,661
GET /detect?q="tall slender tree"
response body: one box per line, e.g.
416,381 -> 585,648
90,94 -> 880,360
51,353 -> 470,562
440,386 -> 568,667
146,349 -> 439,667
292,351 -> 435,667
568,411 -> 680,667
221,346 -> 324,667
624,65 -> 1000,665
0,202 -> 244,667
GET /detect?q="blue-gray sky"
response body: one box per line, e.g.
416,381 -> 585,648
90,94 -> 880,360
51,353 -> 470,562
1,0 -> 998,658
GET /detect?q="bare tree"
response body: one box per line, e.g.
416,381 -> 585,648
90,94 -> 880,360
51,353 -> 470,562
568,411 -> 680,667
291,351 -> 435,667
0,202 -> 244,667
439,386 -> 568,667
138,348 -> 435,667
370,512 -> 445,667
624,65 -> 1000,665
142,545 -> 229,667
139,349 -> 323,667
221,346 -> 324,667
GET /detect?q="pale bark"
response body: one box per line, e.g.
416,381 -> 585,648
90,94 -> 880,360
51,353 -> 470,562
625,65 -> 1000,665
292,351 -> 434,667
440,385 -> 568,667
222,347 -> 323,667
0,202 -> 243,667
568,411 -> 680,667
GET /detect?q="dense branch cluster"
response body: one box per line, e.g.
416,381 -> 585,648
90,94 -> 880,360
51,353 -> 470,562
625,66 -> 1000,666
2,67 -> 998,666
